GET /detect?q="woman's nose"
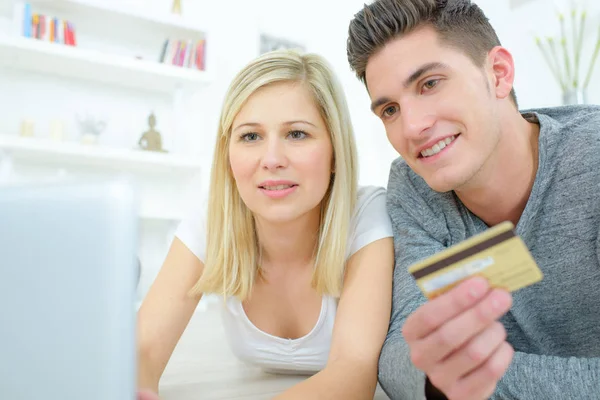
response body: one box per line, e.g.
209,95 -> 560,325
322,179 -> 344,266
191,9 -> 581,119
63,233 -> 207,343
260,138 -> 288,170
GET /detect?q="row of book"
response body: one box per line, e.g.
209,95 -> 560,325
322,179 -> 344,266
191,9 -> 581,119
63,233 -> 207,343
159,38 -> 206,71
13,2 -> 208,72
17,2 -> 77,45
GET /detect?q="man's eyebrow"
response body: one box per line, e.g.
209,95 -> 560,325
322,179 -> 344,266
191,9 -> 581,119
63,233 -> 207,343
370,97 -> 392,113
403,62 -> 448,88
370,62 -> 449,114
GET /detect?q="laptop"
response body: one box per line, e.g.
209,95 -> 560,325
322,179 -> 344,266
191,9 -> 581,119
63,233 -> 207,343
0,179 -> 139,400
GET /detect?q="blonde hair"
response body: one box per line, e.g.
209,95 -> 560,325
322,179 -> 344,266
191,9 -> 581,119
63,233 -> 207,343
189,49 -> 358,300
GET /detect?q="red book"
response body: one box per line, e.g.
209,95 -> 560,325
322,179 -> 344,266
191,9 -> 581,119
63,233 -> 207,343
63,21 -> 69,45
70,22 -> 77,46
196,39 -> 205,71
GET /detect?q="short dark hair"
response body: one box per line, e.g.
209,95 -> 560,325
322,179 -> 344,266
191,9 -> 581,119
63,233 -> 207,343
346,0 -> 518,107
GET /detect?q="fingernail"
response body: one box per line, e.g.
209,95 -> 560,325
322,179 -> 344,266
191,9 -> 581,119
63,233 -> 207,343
468,276 -> 488,299
491,291 -> 511,311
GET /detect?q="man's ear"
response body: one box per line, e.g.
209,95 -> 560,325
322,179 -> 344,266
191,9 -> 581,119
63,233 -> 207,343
487,46 -> 515,100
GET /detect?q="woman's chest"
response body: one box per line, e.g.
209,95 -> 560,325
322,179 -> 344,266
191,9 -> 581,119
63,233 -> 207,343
242,277 -> 323,340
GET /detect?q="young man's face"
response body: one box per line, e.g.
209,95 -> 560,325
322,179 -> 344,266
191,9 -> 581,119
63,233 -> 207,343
365,25 -> 502,193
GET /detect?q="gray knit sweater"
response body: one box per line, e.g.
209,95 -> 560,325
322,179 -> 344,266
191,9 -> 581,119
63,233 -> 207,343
378,105 -> 600,400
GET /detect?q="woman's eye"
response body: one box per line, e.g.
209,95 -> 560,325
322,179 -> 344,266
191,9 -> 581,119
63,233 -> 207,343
289,130 -> 307,140
382,105 -> 397,118
241,132 -> 259,141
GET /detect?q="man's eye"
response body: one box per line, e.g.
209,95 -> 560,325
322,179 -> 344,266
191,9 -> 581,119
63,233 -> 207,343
289,130 -> 307,140
382,105 -> 397,118
241,132 -> 259,141
423,79 -> 439,91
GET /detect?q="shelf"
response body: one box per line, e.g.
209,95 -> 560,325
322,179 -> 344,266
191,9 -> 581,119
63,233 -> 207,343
22,0 -> 207,35
0,134 -> 202,174
0,35 -> 212,93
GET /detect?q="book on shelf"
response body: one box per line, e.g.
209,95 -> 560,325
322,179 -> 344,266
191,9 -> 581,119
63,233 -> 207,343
14,2 -> 77,46
159,38 -> 206,71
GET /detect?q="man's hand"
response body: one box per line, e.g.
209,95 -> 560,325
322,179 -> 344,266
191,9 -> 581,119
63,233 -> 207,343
403,277 -> 514,400
137,389 -> 160,400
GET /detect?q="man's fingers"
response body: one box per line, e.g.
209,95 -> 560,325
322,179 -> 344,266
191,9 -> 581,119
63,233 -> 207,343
446,342 -> 515,400
427,321 -> 507,389
403,276 -> 490,341
408,288 -> 512,372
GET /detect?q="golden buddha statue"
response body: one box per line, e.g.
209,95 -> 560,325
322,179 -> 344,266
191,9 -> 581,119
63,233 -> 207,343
138,112 -> 167,153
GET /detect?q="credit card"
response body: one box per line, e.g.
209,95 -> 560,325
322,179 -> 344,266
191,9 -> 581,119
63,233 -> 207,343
408,221 -> 543,299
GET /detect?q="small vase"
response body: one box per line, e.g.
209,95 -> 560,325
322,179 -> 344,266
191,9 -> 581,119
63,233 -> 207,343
562,88 -> 588,105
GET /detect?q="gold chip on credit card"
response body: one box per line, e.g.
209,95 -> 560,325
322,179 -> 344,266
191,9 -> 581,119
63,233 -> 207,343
408,221 -> 544,299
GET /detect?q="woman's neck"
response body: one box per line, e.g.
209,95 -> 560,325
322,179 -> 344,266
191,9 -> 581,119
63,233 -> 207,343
254,207 -> 321,268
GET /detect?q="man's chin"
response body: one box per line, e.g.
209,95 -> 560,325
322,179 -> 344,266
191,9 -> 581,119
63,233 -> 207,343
423,175 -> 459,193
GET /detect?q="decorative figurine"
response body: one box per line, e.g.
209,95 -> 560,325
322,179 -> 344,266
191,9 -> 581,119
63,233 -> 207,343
138,112 -> 167,152
76,115 -> 106,145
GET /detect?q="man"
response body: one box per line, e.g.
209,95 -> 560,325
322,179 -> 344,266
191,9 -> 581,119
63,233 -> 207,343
346,0 -> 600,399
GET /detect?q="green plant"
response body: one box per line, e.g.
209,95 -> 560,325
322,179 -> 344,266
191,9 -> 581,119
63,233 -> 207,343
535,6 -> 600,92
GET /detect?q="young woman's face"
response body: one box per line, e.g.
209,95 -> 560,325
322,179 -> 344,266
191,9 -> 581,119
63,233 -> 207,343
229,81 -> 333,225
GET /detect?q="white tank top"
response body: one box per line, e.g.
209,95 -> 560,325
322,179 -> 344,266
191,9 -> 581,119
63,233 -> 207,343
220,295 -> 337,374
175,185 -> 393,374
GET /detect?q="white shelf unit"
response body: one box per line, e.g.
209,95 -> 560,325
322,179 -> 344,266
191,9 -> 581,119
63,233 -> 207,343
0,135 -> 201,222
0,134 -> 201,173
2,0 -> 212,94
0,0 -> 212,304
0,34 -> 212,94
0,0 -> 211,218
20,0 -> 208,34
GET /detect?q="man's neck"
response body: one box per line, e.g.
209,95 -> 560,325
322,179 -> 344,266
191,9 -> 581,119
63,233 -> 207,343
455,111 -> 540,227
254,208 -> 320,269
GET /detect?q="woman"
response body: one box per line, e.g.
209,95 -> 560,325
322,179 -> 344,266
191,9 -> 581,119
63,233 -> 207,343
137,49 -> 394,399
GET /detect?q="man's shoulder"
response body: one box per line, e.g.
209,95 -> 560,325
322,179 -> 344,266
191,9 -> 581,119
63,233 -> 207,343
388,157 -> 418,192
526,105 -> 600,168
521,103 -> 600,116
522,104 -> 600,134
387,157 -> 438,202
386,157 -> 456,219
